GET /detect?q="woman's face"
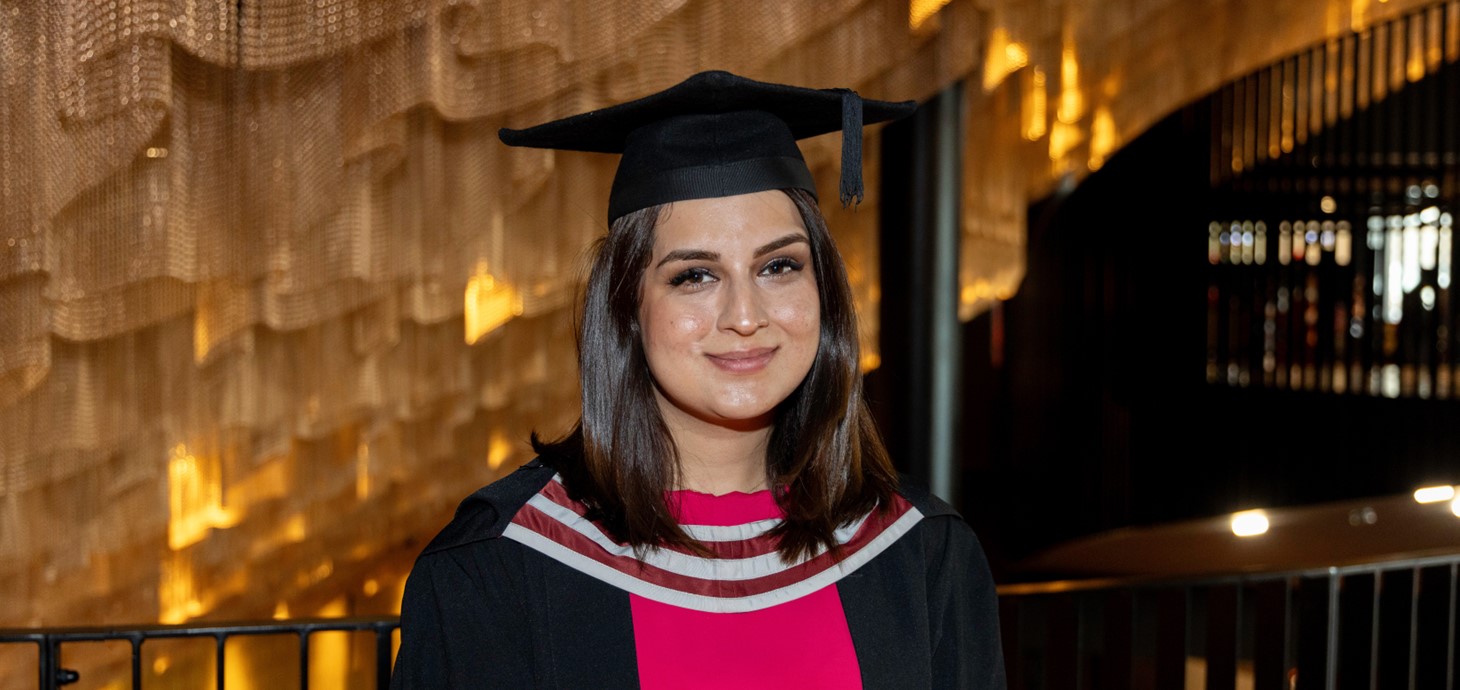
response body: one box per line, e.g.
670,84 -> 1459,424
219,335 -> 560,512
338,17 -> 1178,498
638,190 -> 820,430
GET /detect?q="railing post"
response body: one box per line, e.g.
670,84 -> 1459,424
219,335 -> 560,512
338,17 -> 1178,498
376,627 -> 394,690
1325,571 -> 1339,690
1155,588 -> 1188,689
215,634 -> 226,690
299,630 -> 310,690
1446,563 -> 1457,690
131,637 -> 142,690
38,637 -> 54,690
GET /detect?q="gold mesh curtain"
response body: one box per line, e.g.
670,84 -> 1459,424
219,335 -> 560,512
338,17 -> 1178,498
0,0 -> 983,635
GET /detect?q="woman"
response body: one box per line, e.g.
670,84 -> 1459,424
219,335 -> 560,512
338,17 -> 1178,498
392,71 -> 1005,689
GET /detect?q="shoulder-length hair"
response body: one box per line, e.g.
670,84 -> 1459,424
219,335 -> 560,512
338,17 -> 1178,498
533,188 -> 898,562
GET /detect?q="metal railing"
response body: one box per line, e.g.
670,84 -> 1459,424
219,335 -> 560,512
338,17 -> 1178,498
997,553 -> 1460,690
0,617 -> 399,690
8,552 -> 1458,689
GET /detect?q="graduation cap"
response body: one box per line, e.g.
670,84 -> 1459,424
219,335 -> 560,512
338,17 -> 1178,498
498,71 -> 918,223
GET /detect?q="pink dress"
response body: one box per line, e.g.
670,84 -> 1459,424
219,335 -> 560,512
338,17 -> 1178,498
630,489 -> 864,689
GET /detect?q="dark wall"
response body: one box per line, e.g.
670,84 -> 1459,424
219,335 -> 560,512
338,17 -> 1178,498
943,101 -> 1460,570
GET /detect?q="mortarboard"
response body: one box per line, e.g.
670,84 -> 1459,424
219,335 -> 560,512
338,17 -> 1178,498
498,71 -> 918,224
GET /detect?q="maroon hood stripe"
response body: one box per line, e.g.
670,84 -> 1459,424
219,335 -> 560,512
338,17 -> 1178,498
535,480 -> 786,559
511,487 -> 915,600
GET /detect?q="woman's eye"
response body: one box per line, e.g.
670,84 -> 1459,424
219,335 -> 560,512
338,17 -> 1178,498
761,257 -> 804,276
668,267 -> 715,287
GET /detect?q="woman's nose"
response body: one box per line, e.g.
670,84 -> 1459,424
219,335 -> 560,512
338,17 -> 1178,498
718,279 -> 770,335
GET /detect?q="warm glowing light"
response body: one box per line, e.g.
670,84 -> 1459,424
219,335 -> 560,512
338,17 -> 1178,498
1006,44 -> 1029,70
1230,510 -> 1270,537
1409,48 -> 1426,82
1335,222 -> 1352,266
464,262 -> 523,345
960,280 -> 1013,309
1351,0 -> 1371,31
152,656 -> 171,675
1057,44 -> 1082,124
860,351 -> 882,372
908,0 -> 954,29
356,441 -> 371,501
1087,106 -> 1116,170
487,432 -> 513,470
285,513 -> 308,543
983,28 -> 1029,91
1451,495 -> 1460,518
193,306 -> 211,363
273,601 -> 290,620
310,598 -> 351,689
1048,120 -> 1082,164
1413,485 -> 1456,504
193,281 -> 248,363
145,147 -> 168,158
1023,68 -> 1048,140
168,444 -> 235,551
1280,79 -> 1295,153
363,578 -> 381,597
159,553 -> 207,624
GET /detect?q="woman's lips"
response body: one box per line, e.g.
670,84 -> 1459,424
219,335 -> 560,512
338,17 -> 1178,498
705,347 -> 777,373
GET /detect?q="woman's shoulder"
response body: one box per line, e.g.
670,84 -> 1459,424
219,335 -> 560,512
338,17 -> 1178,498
894,475 -> 963,522
893,476 -> 987,559
416,457 -> 558,559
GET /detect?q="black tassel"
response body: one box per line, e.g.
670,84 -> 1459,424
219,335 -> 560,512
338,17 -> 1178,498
839,89 -> 864,208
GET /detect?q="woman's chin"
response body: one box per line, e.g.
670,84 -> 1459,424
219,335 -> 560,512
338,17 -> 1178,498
673,397 -> 780,431
704,407 -> 777,431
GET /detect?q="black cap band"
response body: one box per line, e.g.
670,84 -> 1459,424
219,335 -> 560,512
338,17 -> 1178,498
607,156 -> 818,223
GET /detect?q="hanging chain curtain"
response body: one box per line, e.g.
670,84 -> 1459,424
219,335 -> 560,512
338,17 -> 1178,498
0,0 -> 1442,656
0,0 -> 985,637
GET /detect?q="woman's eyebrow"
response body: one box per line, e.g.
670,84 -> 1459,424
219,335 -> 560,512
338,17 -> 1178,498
654,233 -> 807,268
753,233 -> 808,258
656,248 -> 718,268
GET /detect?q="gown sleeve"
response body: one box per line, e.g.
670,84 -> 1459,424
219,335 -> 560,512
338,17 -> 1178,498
390,542 -> 537,689
926,515 -> 1008,689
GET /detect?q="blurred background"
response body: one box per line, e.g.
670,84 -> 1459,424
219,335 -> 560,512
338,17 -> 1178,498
4,0 -> 1460,688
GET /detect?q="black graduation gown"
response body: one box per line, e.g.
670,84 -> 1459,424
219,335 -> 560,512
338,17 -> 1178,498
391,460 -> 1007,689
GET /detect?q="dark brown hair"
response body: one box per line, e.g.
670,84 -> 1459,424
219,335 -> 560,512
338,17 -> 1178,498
533,188 -> 898,561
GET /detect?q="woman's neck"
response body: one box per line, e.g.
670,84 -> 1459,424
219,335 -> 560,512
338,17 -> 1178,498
654,394 -> 772,495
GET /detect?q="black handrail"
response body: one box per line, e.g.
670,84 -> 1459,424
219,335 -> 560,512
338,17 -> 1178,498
998,552 -> 1460,689
0,616 -> 400,690
10,551 -> 1458,689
